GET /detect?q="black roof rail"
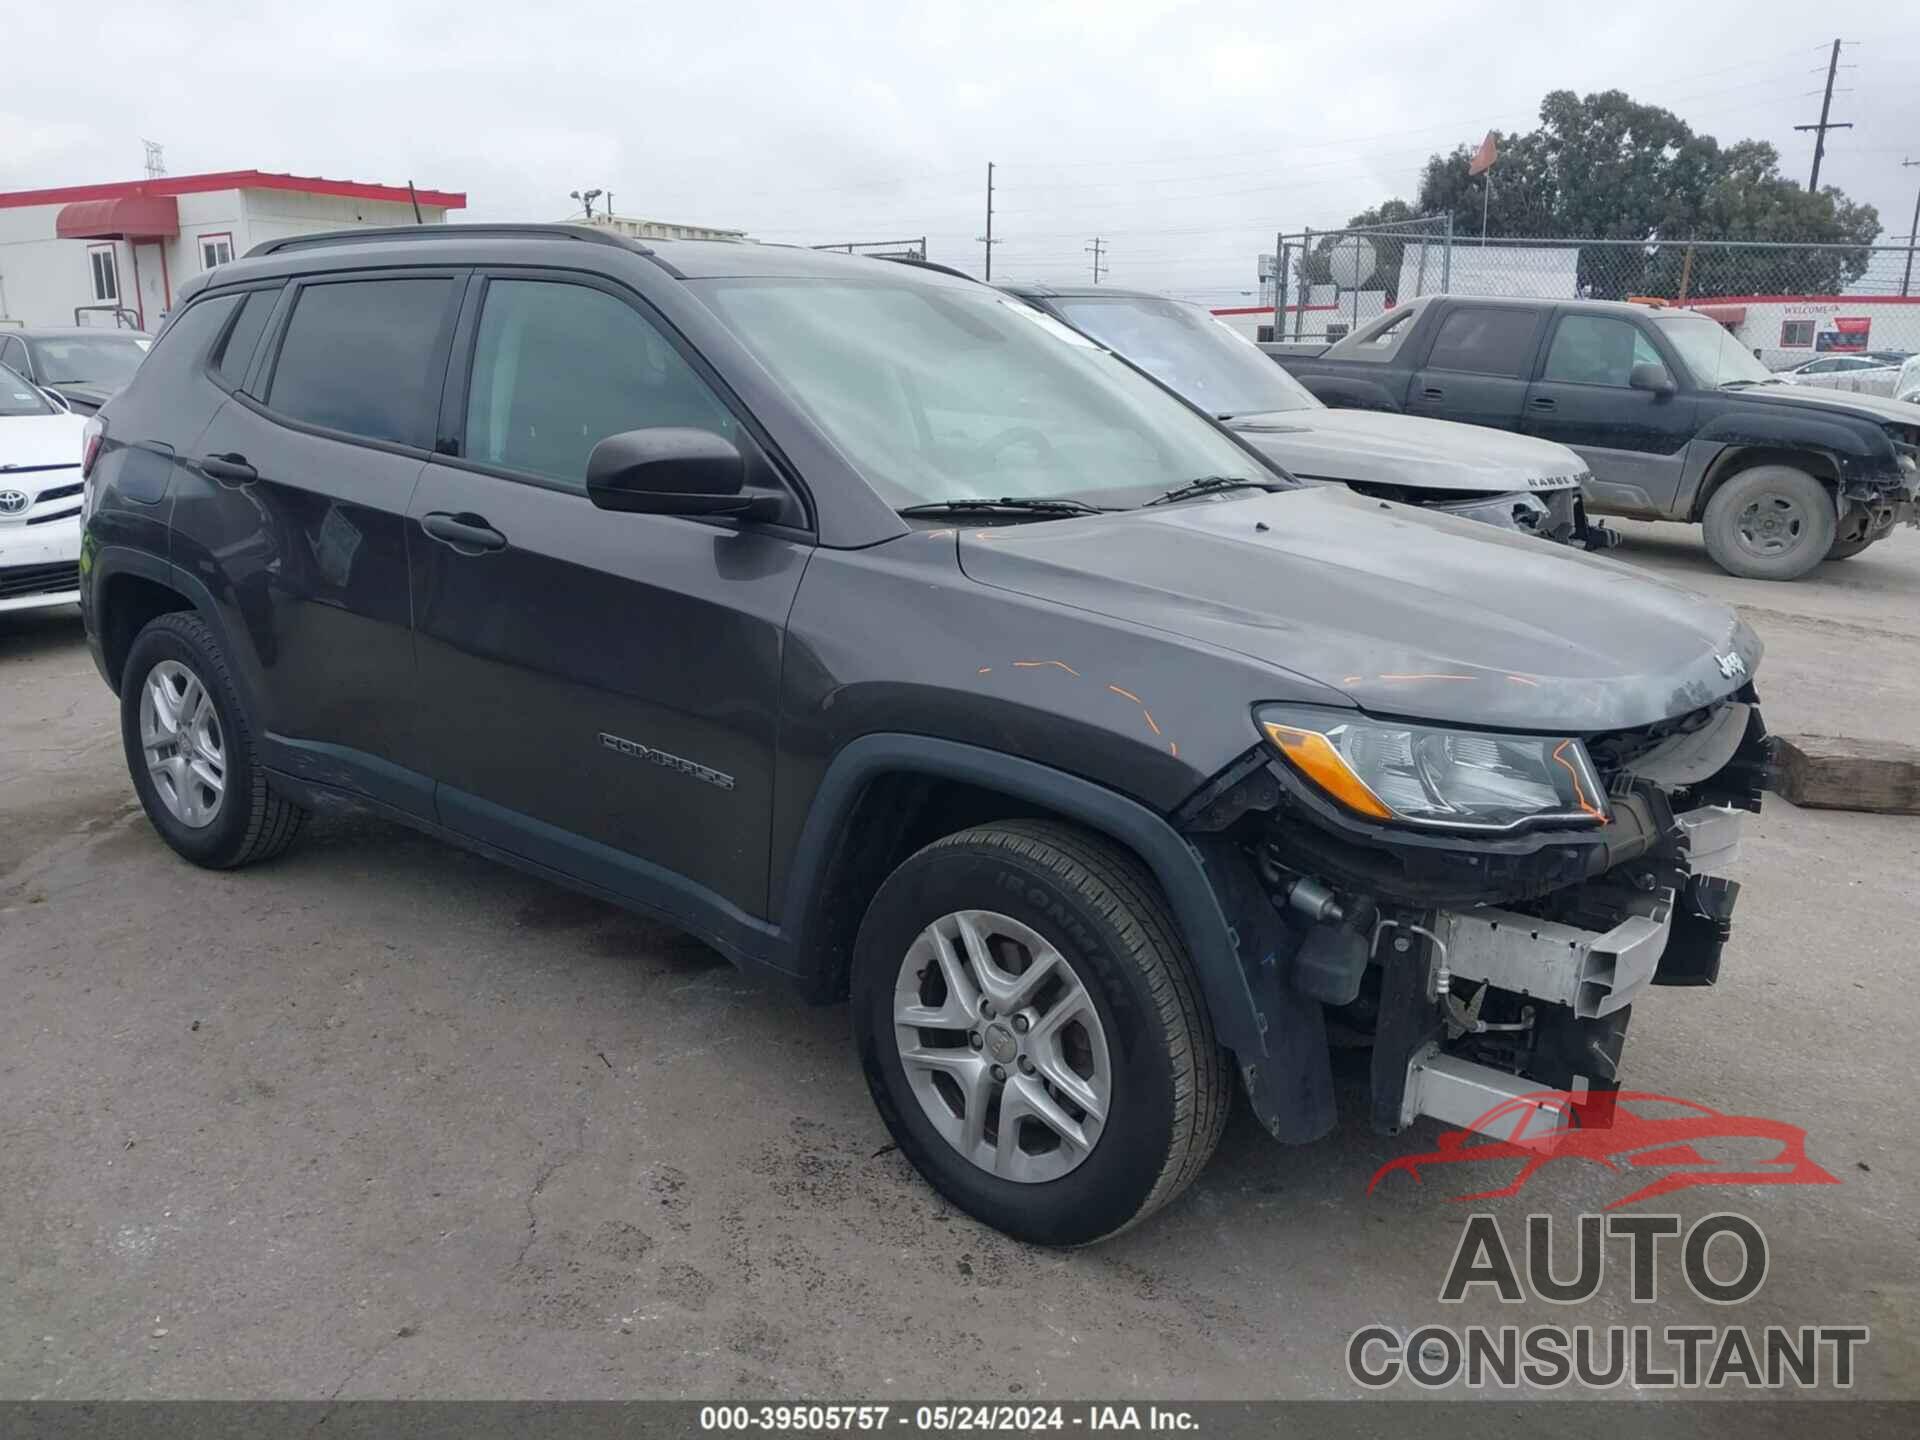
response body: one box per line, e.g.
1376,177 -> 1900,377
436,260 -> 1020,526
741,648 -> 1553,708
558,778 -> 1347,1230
875,255 -> 981,284
248,223 -> 652,258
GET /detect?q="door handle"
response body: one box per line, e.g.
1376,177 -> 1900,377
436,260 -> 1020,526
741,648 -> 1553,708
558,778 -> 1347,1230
1421,386 -> 1445,400
421,511 -> 507,554
1529,396 -> 1558,412
199,453 -> 257,484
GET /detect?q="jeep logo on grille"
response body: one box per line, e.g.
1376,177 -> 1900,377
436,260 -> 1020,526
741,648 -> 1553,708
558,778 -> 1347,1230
0,490 -> 28,515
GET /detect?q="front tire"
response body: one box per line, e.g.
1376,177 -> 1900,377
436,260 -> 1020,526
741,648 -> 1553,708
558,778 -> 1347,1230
852,820 -> 1230,1245
1701,465 -> 1836,580
120,612 -> 307,869
1825,532 -> 1878,561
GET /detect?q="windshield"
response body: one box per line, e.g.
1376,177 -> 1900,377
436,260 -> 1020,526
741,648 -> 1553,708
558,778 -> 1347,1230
0,364 -> 55,417
27,334 -> 149,385
693,278 -> 1275,509
1045,295 -> 1322,418
1656,316 -> 1774,388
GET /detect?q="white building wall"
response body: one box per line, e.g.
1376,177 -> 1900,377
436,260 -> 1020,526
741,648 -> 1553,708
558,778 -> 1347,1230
0,203 -> 106,328
1719,297 -> 1920,370
0,188 -> 450,332
237,190 -> 448,250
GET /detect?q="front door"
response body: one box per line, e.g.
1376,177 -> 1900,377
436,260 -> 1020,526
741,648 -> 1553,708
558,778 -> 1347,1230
131,242 -> 168,329
407,273 -> 811,920
1521,312 -> 1698,517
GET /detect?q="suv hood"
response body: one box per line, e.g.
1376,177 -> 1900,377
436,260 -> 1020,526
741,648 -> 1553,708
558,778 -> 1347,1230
1225,407 -> 1589,496
957,485 -> 1757,732
1733,382 -> 1920,428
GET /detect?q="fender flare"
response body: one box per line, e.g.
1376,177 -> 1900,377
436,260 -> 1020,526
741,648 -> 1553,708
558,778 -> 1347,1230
1687,412 -> 1894,519
87,546 -> 259,717
778,734 -> 1271,1059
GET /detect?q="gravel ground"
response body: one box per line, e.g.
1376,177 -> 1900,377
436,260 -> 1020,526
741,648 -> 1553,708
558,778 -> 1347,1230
2,524 -> 1916,1403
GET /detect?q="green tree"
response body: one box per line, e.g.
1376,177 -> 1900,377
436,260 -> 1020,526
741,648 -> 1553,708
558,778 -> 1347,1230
1359,90 -> 1882,299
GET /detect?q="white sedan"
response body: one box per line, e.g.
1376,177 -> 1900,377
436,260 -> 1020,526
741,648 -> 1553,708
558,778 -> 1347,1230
0,363 -> 88,615
1898,355 -> 1920,406
1777,351 -> 1912,397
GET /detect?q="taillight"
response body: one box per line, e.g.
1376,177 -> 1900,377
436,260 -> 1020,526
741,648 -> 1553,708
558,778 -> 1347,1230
81,416 -> 104,479
80,416 -> 105,523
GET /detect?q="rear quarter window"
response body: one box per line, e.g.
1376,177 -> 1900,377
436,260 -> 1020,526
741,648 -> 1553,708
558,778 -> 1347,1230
141,293 -> 242,373
212,288 -> 280,390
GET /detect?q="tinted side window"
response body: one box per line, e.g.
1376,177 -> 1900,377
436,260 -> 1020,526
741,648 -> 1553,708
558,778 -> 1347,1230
1424,307 -> 1538,376
462,279 -> 736,490
267,278 -> 453,448
214,289 -> 278,390
1541,316 -> 1664,387
145,293 -> 242,371
0,335 -> 27,374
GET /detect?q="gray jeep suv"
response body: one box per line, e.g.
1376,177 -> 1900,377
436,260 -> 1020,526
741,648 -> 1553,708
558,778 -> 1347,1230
80,225 -> 1769,1244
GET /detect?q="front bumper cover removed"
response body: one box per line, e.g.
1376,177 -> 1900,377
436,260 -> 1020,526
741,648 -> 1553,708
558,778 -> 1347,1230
1392,803 -> 1745,1137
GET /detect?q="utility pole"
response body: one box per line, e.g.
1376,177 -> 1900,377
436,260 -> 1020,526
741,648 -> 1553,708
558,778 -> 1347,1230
976,163 -> 1001,281
1795,39 -> 1853,192
141,140 -> 165,179
1903,159 -> 1920,298
1085,236 -> 1108,284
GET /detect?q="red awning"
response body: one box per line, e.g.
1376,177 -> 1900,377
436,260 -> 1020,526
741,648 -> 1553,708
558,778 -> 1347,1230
1690,304 -> 1747,326
55,195 -> 179,240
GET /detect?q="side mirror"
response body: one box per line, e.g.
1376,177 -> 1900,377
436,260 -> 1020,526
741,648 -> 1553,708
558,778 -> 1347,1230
1629,362 -> 1676,395
585,427 -> 781,520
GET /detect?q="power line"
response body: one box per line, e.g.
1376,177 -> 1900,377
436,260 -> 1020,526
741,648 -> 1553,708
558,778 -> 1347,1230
1795,38 -> 1855,191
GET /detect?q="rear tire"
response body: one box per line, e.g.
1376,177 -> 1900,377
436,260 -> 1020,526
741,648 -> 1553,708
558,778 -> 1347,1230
852,819 -> 1230,1246
1701,465 -> 1835,580
121,612 -> 307,869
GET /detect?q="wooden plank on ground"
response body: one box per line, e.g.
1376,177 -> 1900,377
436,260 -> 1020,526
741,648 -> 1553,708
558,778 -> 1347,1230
1773,733 -> 1920,815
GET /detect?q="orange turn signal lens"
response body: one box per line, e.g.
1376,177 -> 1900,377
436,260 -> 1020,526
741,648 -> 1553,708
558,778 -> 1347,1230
1262,721 -> 1394,821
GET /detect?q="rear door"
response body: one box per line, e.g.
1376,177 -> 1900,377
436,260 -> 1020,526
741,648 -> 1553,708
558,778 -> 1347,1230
1520,310 -> 1698,517
406,271 -> 812,920
175,271 -> 463,813
1406,304 -> 1546,432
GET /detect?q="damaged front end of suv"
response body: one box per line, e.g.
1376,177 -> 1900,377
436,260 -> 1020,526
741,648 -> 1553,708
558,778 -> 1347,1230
1176,681 -> 1772,1147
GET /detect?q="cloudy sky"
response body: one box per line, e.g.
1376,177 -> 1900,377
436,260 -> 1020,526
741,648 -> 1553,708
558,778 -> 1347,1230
7,2 -> 1916,303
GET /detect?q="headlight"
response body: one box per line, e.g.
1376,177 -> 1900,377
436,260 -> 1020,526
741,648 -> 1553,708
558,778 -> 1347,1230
1256,705 -> 1608,832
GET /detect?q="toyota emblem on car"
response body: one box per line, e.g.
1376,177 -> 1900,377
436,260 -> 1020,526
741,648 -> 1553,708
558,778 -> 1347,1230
0,489 -> 29,515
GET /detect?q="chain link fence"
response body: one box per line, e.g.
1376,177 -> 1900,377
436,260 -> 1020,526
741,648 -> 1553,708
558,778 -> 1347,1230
1257,223 -> 1920,370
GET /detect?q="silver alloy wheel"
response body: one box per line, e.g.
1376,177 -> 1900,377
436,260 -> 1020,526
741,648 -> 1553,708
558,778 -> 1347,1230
1734,491 -> 1809,558
894,909 -> 1112,1184
140,659 -> 226,829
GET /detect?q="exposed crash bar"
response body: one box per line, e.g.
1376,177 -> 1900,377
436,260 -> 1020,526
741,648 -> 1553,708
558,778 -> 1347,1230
1400,1048 -> 1570,1144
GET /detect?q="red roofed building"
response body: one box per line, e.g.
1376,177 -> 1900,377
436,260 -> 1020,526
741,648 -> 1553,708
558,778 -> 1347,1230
0,170 -> 466,331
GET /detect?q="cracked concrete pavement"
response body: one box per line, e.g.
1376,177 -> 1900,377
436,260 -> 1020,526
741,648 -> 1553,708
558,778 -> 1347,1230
1,525 -> 1916,1402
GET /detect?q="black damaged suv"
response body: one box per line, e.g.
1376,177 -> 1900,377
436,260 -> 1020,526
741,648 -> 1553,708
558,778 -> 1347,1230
82,226 -> 1771,1244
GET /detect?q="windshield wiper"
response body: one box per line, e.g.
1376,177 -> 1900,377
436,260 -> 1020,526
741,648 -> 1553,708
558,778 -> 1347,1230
897,496 -> 1110,518
1143,476 -> 1280,507
1719,379 -> 1778,389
